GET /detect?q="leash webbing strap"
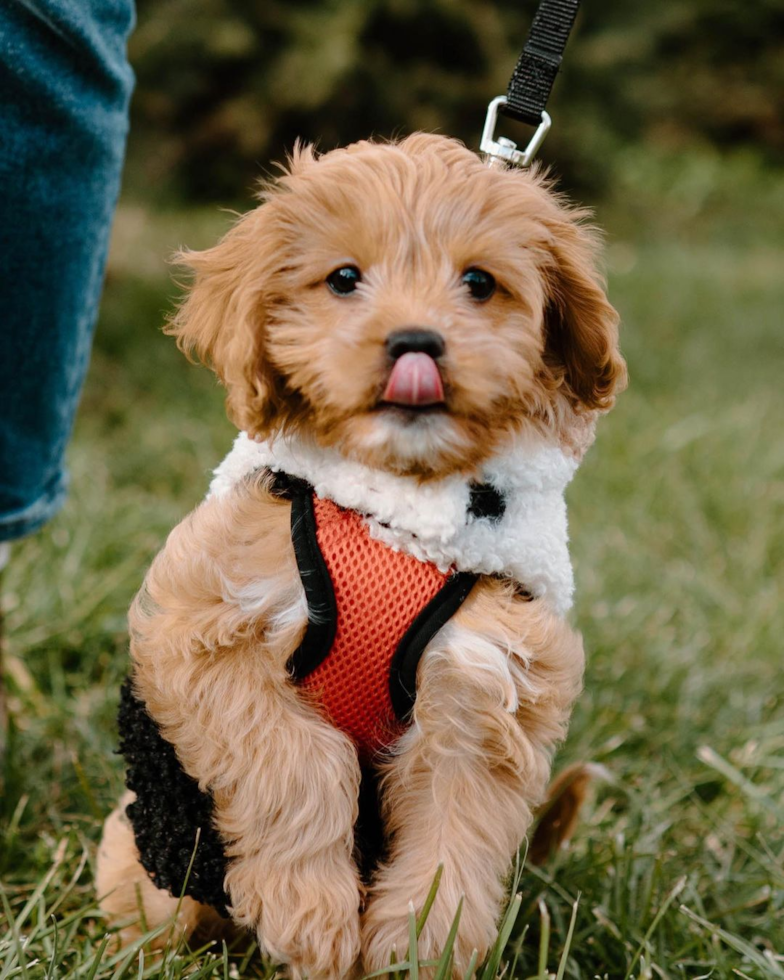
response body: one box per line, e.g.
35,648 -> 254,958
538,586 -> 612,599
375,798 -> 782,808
503,0 -> 581,127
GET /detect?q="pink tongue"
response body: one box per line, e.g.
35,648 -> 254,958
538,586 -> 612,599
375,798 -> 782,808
383,351 -> 445,407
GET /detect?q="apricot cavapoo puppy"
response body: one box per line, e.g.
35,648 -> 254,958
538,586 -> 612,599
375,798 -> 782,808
96,133 -> 625,978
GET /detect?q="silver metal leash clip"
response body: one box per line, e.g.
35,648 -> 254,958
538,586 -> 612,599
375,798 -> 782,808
480,95 -> 552,169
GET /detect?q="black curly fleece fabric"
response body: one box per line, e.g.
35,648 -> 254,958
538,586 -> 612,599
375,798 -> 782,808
118,678 -> 231,915
118,675 -> 387,916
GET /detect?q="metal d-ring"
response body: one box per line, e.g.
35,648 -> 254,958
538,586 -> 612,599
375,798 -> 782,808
480,95 -> 552,169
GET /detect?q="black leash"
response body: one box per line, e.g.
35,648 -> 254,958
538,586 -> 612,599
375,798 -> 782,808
505,0 -> 581,127
480,0 -> 581,167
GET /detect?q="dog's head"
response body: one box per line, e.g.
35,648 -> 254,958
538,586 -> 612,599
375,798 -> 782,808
170,134 -> 625,479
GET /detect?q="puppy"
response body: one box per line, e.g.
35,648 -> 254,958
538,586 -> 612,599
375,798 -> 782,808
97,133 -> 624,978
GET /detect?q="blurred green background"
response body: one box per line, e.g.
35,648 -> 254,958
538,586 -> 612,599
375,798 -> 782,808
2,1 -> 784,977
125,0 -> 784,203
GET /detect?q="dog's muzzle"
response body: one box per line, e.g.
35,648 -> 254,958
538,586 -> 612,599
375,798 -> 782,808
383,329 -> 445,407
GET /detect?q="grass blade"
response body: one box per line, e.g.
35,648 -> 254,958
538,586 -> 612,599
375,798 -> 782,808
624,876 -> 686,980
417,865 -> 444,937
362,960 -> 415,978
408,902 -> 419,980
507,925 -> 528,980
680,905 -> 784,978
0,886 -> 28,980
83,935 -> 112,980
44,916 -> 58,980
8,839 -> 67,934
109,941 -> 143,980
433,896 -> 464,980
697,746 -> 784,821
44,847 -> 90,921
479,892 -> 522,980
462,949 -> 479,980
537,900 -> 550,979
554,896 -> 579,980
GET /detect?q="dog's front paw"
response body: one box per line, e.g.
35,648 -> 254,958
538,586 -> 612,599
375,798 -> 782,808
228,856 -> 362,979
262,894 -> 362,980
362,881 -> 496,980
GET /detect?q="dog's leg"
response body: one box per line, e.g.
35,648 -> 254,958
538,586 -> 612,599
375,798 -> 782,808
214,699 -> 363,980
362,584 -> 584,976
120,485 -> 363,980
97,791 -> 226,951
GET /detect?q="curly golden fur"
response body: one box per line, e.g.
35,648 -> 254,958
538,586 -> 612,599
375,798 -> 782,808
97,133 -> 624,978
167,134 -> 624,476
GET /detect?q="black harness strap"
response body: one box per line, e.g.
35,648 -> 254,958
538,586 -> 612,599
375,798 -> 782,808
278,469 -> 479,711
389,571 -> 477,720
503,0 -> 581,127
271,472 -> 338,680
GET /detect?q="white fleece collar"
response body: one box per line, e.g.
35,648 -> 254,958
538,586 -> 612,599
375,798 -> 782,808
209,431 -> 580,617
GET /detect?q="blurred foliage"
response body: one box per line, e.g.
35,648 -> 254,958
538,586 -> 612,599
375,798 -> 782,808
127,0 -> 784,203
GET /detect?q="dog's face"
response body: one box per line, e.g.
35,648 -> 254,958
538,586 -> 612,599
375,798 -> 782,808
171,134 -> 625,479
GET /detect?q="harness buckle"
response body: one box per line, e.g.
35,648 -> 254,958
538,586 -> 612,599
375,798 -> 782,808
480,96 -> 552,169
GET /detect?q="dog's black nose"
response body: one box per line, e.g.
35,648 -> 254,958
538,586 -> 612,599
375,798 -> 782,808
385,328 -> 445,361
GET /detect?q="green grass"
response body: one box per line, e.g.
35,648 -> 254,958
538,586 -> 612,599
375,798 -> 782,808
2,149 -> 783,977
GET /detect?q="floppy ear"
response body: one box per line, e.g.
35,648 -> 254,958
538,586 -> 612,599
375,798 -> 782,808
541,210 -> 626,412
167,207 -> 285,437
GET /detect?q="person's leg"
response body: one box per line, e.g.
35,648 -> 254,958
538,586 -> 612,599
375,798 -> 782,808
0,0 -> 135,756
0,0 -> 135,543
0,544 -> 8,745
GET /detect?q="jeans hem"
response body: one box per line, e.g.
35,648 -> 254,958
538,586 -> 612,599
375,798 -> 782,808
0,479 -> 69,542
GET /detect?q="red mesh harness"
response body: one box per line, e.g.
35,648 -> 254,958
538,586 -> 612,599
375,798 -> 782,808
117,470 -> 500,912
276,474 -> 476,762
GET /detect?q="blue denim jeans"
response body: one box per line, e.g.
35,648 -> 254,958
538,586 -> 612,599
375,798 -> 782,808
0,0 -> 135,542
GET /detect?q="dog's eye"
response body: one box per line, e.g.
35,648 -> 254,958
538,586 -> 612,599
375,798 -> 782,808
326,265 -> 362,295
462,268 -> 496,301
